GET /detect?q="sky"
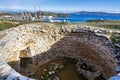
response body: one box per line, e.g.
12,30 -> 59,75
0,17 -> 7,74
0,0 -> 120,13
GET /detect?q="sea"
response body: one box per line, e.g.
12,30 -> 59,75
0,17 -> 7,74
54,13 -> 120,22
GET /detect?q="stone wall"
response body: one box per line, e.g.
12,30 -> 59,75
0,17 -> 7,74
0,23 -> 117,79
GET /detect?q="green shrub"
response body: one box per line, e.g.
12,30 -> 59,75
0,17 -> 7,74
101,25 -> 120,30
110,35 -> 120,44
0,21 -> 19,30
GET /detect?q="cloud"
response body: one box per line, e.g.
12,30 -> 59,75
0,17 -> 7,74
0,0 -> 119,13
0,5 -> 24,10
0,0 -> 36,10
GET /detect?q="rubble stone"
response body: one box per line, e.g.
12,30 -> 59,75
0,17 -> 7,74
0,23 -> 117,79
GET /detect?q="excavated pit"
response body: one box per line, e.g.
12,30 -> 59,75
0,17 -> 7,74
0,23 -> 117,80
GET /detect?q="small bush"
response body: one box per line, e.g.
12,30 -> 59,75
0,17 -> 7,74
101,25 -> 120,30
110,35 -> 120,44
0,21 -> 19,30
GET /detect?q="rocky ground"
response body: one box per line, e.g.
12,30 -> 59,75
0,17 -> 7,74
0,22 -> 119,80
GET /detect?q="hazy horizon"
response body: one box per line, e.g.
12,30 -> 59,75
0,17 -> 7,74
0,0 -> 120,13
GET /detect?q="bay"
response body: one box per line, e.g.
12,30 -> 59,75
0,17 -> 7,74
54,13 -> 120,22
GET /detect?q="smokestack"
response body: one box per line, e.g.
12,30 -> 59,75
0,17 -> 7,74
39,6 -> 42,18
34,5 -> 37,18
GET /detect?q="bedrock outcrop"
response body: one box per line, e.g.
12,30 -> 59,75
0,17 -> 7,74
0,23 -> 117,80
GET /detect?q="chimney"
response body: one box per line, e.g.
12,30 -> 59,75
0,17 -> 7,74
34,5 -> 37,18
39,6 -> 42,18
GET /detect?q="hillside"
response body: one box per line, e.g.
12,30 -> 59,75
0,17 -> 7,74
73,11 -> 120,15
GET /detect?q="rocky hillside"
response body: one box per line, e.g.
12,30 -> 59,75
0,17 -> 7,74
0,23 -> 118,80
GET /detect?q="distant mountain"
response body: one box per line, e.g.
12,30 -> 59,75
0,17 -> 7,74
72,11 -> 120,16
36,11 -> 68,17
0,12 -> 11,16
0,11 -> 69,18
1,10 -> 120,18
0,9 -> 31,13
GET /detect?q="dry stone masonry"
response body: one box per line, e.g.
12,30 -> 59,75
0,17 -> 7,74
0,23 -> 117,80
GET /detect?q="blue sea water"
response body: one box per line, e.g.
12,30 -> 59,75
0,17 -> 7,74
54,13 -> 120,22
